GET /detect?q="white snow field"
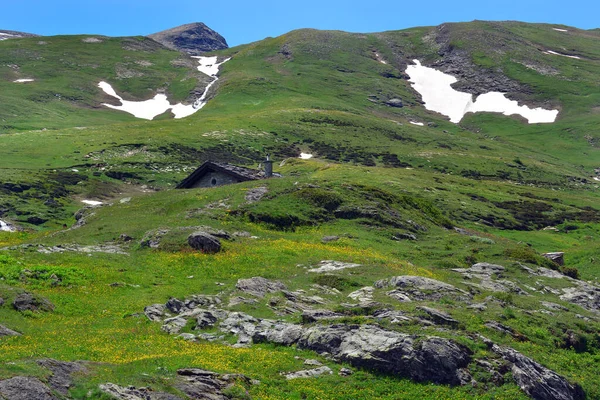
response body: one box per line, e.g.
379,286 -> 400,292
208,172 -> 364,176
0,220 -> 15,232
406,60 -> 558,124
543,50 -> 581,60
98,56 -> 230,120
553,28 -> 568,32
299,153 -> 313,159
13,79 -> 35,83
0,33 -> 15,41
81,200 -> 103,206
410,121 -> 425,126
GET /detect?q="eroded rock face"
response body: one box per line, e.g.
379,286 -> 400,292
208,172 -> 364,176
235,277 -> 287,297
148,23 -> 228,56
296,324 -> 472,385
492,345 -> 585,400
0,376 -> 57,400
375,275 -> 472,301
560,282 -> 600,313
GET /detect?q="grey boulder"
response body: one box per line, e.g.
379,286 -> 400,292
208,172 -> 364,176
0,376 -> 57,400
188,232 -> 221,253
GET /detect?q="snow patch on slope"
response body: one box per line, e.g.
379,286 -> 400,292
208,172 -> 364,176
0,220 -> 16,232
553,28 -> 568,32
406,60 -> 558,124
14,79 -> 34,83
98,56 -> 230,120
543,50 -> 581,60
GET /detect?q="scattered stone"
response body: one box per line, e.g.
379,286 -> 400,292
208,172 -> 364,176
347,287 -> 374,303
140,228 -> 169,248
196,310 -> 220,329
245,186 -> 268,203
228,296 -> 258,307
492,345 -> 585,400
467,303 -> 487,311
118,234 -> 133,242
99,382 -> 182,400
376,276 -> 472,302
304,359 -> 323,366
166,298 -> 186,314
253,320 -> 304,346
285,366 -> 333,380
161,317 -> 188,334
308,260 -> 361,273
384,98 -> 404,108
0,376 -> 57,400
301,309 -> 344,323
178,333 -> 196,341
12,292 -> 54,312
188,232 -> 221,253
372,309 -> 412,323
417,306 -> 459,327
536,267 -> 565,279
560,282 -> 600,313
0,324 -> 21,337
339,368 -> 353,376
175,368 -> 252,400
321,235 -> 340,243
235,277 -> 287,297
36,359 -> 87,396
541,301 -> 569,312
386,290 -> 412,302
485,321 -> 528,341
391,233 -> 417,241
542,252 -> 565,266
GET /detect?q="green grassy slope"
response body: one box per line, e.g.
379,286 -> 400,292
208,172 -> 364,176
0,21 -> 600,399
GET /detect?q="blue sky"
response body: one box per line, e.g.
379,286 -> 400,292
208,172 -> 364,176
1,0 -> 597,47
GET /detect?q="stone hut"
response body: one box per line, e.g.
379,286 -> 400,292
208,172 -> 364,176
176,161 -> 264,189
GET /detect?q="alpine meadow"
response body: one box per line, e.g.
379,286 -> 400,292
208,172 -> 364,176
0,20 -> 600,400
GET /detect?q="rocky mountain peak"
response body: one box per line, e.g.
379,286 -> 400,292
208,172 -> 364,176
147,22 -> 228,55
0,30 -> 38,41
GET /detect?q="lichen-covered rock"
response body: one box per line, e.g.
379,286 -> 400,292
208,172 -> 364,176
144,304 -> 167,321
375,275 -> 472,301
0,324 -> 20,337
492,345 -> 585,400
285,366 -> 333,380
297,324 -> 472,385
37,359 -> 87,396
560,282 -> 600,313
99,382 -> 182,400
235,277 -> 286,297
0,376 -> 57,400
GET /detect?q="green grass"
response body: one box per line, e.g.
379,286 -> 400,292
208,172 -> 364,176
1,20 -> 600,399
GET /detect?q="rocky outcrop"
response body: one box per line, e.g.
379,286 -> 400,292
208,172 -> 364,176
560,281 -> 600,313
285,366 -> 333,380
375,275 -> 472,302
188,232 -> 221,253
235,277 -> 286,297
12,292 -> 54,312
294,324 -> 472,385
0,376 -> 57,400
0,324 -> 20,337
36,359 -> 88,396
99,382 -> 183,399
148,23 -> 228,56
492,345 -> 585,400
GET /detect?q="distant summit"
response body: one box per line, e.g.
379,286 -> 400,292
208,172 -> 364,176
148,23 -> 228,55
0,30 -> 38,41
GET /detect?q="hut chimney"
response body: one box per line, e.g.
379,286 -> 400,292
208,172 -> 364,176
264,154 -> 273,178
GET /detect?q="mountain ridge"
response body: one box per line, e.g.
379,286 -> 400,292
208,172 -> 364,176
148,22 -> 228,55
